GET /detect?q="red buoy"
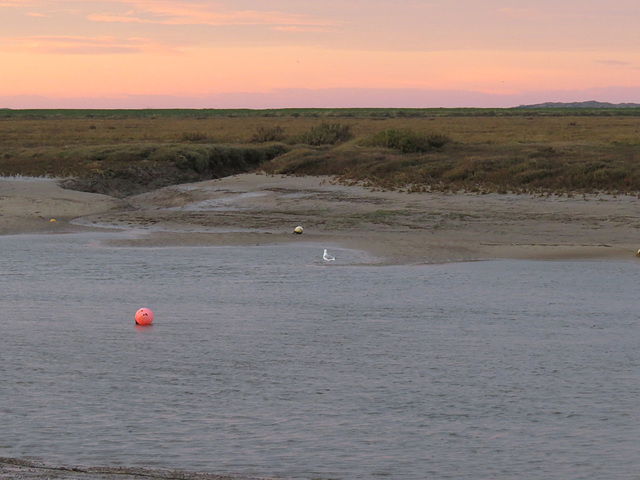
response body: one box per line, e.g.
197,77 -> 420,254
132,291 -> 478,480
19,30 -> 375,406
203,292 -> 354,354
135,308 -> 154,325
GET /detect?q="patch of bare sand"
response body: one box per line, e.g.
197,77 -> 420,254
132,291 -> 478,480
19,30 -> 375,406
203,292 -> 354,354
70,173 -> 640,264
0,177 -> 126,235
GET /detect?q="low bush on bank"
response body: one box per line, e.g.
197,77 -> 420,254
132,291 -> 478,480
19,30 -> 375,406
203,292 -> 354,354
296,122 -> 354,146
180,131 -> 210,142
365,129 -> 452,153
251,125 -> 287,143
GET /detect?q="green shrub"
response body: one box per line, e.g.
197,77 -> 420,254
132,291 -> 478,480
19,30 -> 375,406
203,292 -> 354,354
426,133 -> 451,148
252,125 -> 286,143
180,131 -> 208,142
298,122 -> 353,146
369,129 -> 451,153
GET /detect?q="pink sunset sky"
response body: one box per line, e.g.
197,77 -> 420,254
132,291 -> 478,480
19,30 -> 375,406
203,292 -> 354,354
1,0 -> 639,109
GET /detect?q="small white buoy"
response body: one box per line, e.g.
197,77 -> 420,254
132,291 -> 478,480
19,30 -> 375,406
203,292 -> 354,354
293,226 -> 304,234
636,249 -> 640,257
323,249 -> 335,262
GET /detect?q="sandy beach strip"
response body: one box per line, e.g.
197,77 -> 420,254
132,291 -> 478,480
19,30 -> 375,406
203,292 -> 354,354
0,177 -> 126,235
2,174 -> 640,264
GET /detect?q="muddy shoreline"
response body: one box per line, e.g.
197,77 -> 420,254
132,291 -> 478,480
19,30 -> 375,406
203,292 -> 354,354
3,174 -> 639,264
0,457 -> 268,480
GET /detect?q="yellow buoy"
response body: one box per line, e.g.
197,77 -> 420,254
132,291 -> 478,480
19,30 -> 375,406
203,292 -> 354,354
293,226 -> 303,234
50,219 -> 56,222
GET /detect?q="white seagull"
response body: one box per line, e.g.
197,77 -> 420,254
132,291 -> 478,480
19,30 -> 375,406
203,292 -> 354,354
323,249 -> 335,262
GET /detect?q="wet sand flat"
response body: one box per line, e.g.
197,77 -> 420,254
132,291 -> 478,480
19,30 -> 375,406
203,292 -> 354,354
3,174 -> 639,264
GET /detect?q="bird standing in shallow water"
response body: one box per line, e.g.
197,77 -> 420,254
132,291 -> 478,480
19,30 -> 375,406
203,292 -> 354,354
323,249 -> 335,262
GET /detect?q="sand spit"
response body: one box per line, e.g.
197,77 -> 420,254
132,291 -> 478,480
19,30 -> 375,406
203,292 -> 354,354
2,174 -> 640,264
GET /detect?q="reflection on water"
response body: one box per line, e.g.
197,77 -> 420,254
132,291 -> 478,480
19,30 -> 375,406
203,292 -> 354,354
1,232 -> 639,480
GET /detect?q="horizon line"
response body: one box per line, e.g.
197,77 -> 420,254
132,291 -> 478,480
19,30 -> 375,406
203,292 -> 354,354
1,86 -> 639,110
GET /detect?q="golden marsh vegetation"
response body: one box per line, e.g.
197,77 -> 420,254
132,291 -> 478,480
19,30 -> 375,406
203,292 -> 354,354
1,108 -> 639,196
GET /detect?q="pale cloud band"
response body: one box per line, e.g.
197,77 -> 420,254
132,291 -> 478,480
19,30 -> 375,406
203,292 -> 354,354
2,34 -> 177,55
6,0 -> 338,27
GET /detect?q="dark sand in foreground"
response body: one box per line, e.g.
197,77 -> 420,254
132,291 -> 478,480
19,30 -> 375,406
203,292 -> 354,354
0,457 -> 263,480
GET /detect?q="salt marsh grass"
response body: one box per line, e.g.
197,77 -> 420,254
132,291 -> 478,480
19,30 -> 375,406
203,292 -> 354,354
1,108 -> 639,195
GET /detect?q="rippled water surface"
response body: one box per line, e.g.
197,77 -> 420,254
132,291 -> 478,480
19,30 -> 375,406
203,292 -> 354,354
1,232 -> 639,479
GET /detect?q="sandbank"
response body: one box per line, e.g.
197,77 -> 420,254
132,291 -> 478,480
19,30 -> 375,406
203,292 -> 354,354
2,174 -> 640,264
0,177 -> 126,235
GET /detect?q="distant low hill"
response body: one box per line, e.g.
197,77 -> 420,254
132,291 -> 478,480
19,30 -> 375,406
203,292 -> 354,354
516,100 -> 640,108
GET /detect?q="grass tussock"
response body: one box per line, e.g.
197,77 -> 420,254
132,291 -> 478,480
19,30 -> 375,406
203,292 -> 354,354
251,125 -> 287,143
296,122 -> 354,146
1,108 -> 640,196
364,129 -> 451,152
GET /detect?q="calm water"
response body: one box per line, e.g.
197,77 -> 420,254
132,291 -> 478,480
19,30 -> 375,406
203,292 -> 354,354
1,232 -> 639,480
